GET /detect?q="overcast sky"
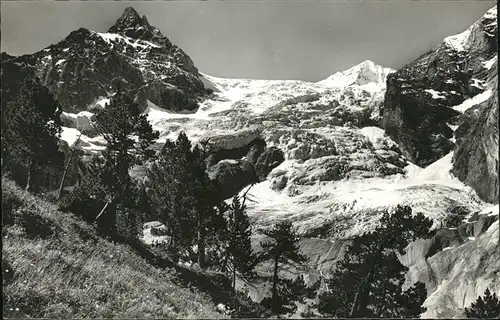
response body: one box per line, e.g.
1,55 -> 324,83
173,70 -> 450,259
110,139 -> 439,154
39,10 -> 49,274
1,0 -> 496,81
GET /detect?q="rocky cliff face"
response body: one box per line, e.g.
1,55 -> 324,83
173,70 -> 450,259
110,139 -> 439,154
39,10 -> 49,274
383,7 -> 497,172
452,55 -> 498,203
2,7 -> 205,113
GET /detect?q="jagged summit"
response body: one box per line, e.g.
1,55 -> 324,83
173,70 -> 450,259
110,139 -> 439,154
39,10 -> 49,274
105,6 -> 178,52
109,6 -> 151,33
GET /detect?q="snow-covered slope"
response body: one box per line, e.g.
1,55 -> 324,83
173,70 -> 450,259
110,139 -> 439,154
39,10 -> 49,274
317,59 -> 393,91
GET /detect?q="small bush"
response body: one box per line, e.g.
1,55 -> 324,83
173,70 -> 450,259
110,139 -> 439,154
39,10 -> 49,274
58,187 -> 103,223
116,206 -> 143,239
14,207 -> 55,239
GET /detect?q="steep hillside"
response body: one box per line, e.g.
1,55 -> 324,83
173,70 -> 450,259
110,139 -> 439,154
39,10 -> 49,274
383,6 -> 498,202
2,179 -> 237,319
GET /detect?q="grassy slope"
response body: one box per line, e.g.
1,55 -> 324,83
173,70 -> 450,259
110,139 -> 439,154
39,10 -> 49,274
2,178 -> 228,319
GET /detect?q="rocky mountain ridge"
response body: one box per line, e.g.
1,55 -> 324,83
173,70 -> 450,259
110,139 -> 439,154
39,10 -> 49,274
1,7 -> 205,114
382,6 -> 498,203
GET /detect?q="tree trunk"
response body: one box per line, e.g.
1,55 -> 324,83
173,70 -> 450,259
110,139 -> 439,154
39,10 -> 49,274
57,135 -> 81,200
25,157 -> 36,192
48,168 -> 52,191
95,200 -> 111,221
349,287 -> 362,317
349,237 -> 389,317
222,249 -> 230,275
95,199 -> 117,236
271,254 -> 279,313
232,259 -> 237,295
197,217 -> 206,269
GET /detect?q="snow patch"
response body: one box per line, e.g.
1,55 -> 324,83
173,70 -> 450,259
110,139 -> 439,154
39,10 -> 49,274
425,89 -> 446,100
60,127 -> 82,146
358,126 -> 385,145
479,204 -> 499,217
482,55 -> 497,70
443,27 -> 472,52
94,97 -> 111,108
410,152 -> 459,184
142,221 -> 170,246
471,78 -> 485,90
97,32 -> 160,49
60,127 -> 106,150
453,90 -> 492,113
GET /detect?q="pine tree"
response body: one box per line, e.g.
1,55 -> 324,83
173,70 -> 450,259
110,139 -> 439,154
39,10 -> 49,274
226,194 -> 256,294
92,91 -> 158,235
1,76 -> 63,191
318,205 -> 434,318
147,133 -> 225,268
260,221 -> 308,315
465,288 -> 500,319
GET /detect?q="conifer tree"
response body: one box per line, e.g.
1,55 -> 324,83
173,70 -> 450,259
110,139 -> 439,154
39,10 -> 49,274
318,205 -> 434,318
260,221 -> 308,314
226,194 -> 256,293
465,288 -> 500,319
1,77 -> 63,191
92,91 -> 158,234
147,132 -> 225,268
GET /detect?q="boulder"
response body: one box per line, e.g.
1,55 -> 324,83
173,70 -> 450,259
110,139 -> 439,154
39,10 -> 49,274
254,147 -> 285,181
207,159 -> 259,199
76,112 -> 93,132
203,130 -> 266,166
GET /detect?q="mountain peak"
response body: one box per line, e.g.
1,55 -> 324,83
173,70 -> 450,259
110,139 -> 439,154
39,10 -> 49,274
318,60 -> 394,89
122,6 -> 140,20
109,6 -> 151,33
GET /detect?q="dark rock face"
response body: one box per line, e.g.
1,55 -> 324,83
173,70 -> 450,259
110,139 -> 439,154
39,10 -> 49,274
255,147 -> 285,181
3,7 -> 205,113
207,159 -> 259,199
452,68 -> 498,203
383,6 -> 497,168
206,138 -> 266,167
